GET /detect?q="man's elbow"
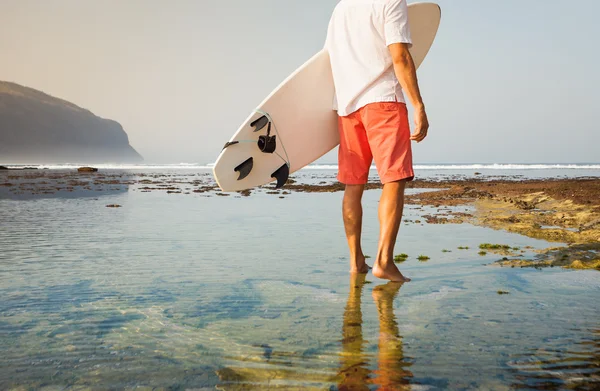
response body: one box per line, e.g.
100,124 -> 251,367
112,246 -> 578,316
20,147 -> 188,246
389,43 -> 412,66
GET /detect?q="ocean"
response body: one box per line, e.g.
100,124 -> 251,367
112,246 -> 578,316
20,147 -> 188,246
0,164 -> 598,390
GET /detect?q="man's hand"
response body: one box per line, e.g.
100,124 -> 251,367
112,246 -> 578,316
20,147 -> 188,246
410,106 -> 429,142
389,43 -> 429,143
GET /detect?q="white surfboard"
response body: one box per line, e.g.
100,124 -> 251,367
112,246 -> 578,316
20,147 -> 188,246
213,2 -> 441,192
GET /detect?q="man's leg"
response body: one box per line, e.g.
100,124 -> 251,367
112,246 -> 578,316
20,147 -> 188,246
343,184 -> 369,274
337,110 -> 372,275
364,102 -> 413,282
372,180 -> 411,282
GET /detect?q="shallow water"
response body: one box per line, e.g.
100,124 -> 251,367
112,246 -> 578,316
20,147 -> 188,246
0,170 -> 598,390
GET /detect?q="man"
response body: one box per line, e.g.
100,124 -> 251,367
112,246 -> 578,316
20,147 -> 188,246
325,0 -> 429,282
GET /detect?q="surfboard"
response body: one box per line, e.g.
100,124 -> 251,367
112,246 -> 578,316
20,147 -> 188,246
213,2 -> 441,192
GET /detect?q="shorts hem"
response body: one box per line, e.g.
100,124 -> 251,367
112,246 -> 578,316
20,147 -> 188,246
380,170 -> 415,184
337,174 -> 369,185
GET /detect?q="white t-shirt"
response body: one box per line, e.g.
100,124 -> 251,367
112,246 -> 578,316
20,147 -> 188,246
324,0 -> 412,116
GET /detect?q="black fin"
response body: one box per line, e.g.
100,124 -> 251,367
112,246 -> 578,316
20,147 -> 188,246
223,141 -> 239,150
250,115 -> 269,132
271,163 -> 289,189
234,157 -> 253,181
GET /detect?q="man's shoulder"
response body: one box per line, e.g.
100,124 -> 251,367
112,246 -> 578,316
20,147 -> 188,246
332,0 -> 398,15
339,0 -> 400,2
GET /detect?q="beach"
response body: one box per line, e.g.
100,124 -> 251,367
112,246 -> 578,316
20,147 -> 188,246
2,166 -> 599,269
0,165 -> 599,390
3,0 -> 599,388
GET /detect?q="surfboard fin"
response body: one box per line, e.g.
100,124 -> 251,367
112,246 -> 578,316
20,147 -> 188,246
271,163 -> 289,189
250,115 -> 269,132
223,141 -> 239,150
234,157 -> 253,181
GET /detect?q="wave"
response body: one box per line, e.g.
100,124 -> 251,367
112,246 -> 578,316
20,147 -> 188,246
4,163 -> 599,171
304,164 -> 600,170
6,163 -> 214,170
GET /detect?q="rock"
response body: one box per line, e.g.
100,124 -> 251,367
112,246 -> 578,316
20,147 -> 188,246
567,260 -> 584,269
580,218 -> 600,231
78,167 -> 98,172
463,187 -> 493,198
0,166 -> 38,170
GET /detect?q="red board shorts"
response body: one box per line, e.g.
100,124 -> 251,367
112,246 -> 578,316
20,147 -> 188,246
337,102 -> 414,185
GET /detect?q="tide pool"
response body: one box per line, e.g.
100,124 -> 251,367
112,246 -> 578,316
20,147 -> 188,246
0,171 -> 598,390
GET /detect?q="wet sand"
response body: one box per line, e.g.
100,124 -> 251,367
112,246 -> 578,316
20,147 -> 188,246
2,169 -> 599,270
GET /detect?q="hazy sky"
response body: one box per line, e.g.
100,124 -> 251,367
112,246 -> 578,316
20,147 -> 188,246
2,0 -> 599,164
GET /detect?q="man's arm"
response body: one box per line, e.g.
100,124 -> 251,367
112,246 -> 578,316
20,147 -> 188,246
389,43 -> 429,143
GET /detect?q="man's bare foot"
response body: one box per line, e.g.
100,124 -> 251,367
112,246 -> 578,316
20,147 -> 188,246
349,254 -> 370,274
372,263 -> 411,282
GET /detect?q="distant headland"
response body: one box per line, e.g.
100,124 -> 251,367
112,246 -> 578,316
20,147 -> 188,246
0,81 -> 143,164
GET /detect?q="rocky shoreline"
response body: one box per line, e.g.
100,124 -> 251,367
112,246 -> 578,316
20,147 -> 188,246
283,177 -> 600,269
404,179 -> 600,270
1,169 -> 598,270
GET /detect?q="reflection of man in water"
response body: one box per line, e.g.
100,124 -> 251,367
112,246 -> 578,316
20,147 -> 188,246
338,274 -> 413,390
